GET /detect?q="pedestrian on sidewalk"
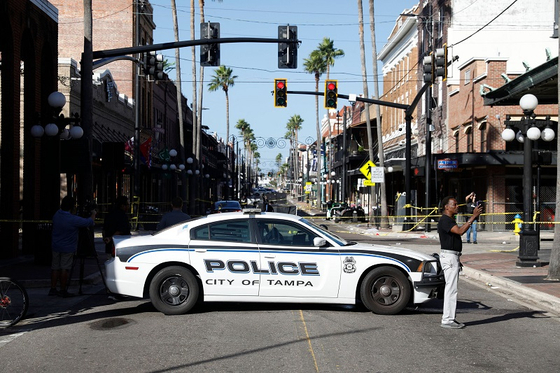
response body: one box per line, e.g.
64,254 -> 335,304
103,196 -> 131,257
157,197 -> 191,231
438,196 -> 482,329
50,196 -> 96,297
465,192 -> 478,244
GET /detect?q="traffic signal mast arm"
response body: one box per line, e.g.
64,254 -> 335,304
92,37 -> 302,59
285,90 -> 409,110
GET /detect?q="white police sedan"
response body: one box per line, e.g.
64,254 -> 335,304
105,210 -> 444,315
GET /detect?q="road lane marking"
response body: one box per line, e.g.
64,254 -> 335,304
299,309 -> 319,372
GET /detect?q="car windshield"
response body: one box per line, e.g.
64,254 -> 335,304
215,201 -> 241,209
299,218 -> 348,246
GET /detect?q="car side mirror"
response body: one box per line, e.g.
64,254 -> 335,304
313,237 -> 327,247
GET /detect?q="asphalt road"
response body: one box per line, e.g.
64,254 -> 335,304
2,227 -> 560,372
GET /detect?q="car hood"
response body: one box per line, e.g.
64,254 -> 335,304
342,242 -> 437,262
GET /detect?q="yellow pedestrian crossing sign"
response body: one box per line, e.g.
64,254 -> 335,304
359,160 -> 375,180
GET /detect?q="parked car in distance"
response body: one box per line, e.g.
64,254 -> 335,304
212,200 -> 242,213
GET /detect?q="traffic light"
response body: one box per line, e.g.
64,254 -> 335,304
144,51 -> 164,80
435,44 -> 448,81
274,79 -> 287,107
324,80 -> 338,109
200,22 -> 220,66
423,53 -> 434,84
278,25 -> 298,69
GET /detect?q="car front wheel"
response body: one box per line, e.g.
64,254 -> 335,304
149,266 -> 199,315
360,267 -> 411,315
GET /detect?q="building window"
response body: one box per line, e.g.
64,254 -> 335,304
464,125 -> 473,152
478,120 -> 487,152
464,69 -> 471,85
453,128 -> 460,153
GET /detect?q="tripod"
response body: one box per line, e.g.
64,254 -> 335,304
69,227 -> 108,295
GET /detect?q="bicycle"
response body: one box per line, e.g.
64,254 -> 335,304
0,277 -> 29,327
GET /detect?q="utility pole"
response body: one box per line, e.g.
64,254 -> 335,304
424,4 -> 434,232
133,1 -> 142,201
79,0 -> 93,208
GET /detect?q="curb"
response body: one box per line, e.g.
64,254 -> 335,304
462,266 -> 560,316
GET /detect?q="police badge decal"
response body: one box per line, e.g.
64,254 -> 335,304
343,257 -> 356,273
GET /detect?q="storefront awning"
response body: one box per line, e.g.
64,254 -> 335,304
482,57 -> 558,106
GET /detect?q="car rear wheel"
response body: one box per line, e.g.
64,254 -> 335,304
149,266 -> 199,315
360,267 -> 411,315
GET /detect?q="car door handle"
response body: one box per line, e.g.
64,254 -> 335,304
264,255 -> 276,259
194,249 -> 207,253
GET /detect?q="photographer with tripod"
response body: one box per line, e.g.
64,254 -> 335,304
50,196 -> 96,298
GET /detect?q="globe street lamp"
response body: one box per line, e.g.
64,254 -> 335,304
31,92 -> 83,139
501,94 -> 554,266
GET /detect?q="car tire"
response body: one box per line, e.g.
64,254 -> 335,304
360,266 -> 411,315
149,266 -> 199,315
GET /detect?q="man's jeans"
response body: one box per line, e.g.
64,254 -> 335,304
466,220 -> 477,242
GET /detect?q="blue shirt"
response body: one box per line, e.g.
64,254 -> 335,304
51,210 -> 95,253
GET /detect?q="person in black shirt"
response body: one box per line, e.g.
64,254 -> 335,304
103,196 -> 131,257
437,196 -> 482,329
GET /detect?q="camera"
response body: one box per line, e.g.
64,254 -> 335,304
78,200 -> 98,217
476,200 -> 484,207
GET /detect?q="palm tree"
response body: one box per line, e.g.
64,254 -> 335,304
285,114 -> 304,192
235,118 -> 251,188
357,0 -> 378,223
367,0 -> 388,228
275,153 -> 283,174
170,0 -> 188,205
318,38 -> 345,80
304,51 -> 327,205
208,66 -> 237,144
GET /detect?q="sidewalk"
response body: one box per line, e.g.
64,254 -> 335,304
294,199 -> 560,316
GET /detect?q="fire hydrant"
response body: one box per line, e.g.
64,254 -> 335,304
513,214 -> 522,235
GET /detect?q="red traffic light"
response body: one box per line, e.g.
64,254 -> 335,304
324,80 -> 338,109
274,79 -> 287,108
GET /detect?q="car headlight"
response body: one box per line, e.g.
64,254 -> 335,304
417,260 -> 439,276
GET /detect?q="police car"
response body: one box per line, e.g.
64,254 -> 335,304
105,210 -> 444,315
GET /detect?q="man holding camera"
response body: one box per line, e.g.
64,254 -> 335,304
438,196 -> 483,329
465,192 -> 479,244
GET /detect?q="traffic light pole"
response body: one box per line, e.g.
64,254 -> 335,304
287,88 -> 432,233
92,38 -> 301,59
403,83 -> 431,231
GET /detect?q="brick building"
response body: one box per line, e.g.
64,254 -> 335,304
0,0 -> 59,259
375,0 -> 557,231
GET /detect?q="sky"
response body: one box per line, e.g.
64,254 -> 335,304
149,0 -> 418,172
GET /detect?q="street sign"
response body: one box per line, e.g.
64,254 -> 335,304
437,159 -> 458,169
370,166 -> 385,183
359,160 -> 375,179
364,180 -> 375,187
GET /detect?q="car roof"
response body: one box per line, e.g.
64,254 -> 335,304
196,211 -> 301,224
214,200 -> 241,206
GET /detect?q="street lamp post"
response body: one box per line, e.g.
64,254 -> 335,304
31,92 -> 83,140
501,94 -> 554,267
